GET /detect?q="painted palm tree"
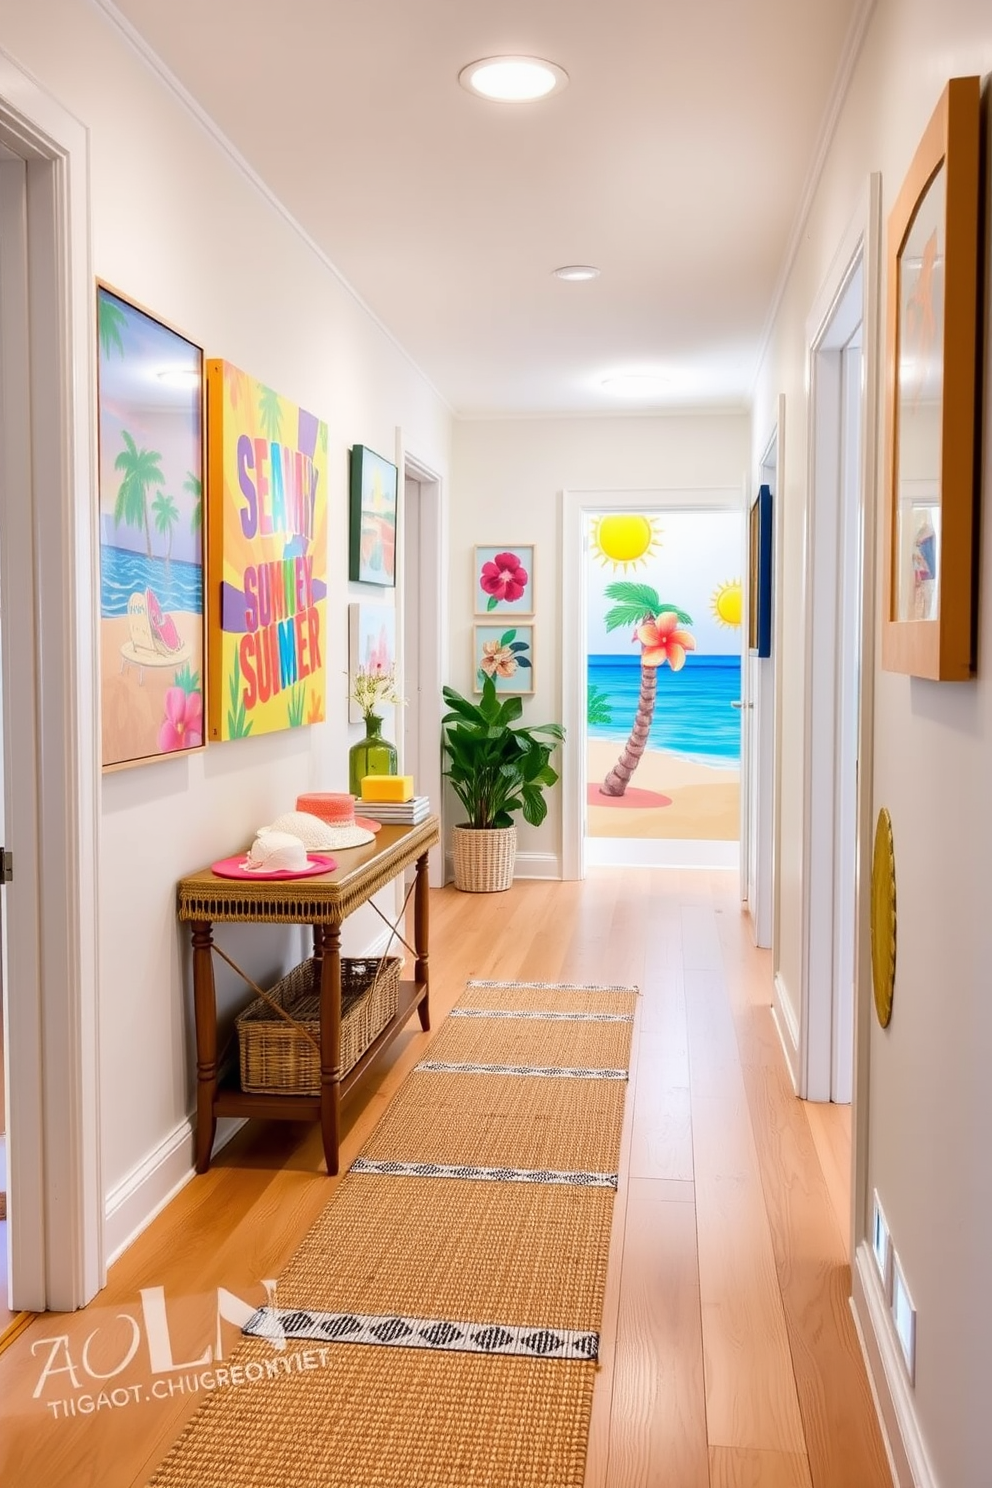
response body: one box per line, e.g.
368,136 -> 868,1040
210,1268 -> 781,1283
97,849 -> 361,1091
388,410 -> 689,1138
600,580 -> 695,797
113,431 -> 165,556
257,384 -> 284,442
184,470 -> 202,537
98,295 -> 127,359
152,490 -> 180,568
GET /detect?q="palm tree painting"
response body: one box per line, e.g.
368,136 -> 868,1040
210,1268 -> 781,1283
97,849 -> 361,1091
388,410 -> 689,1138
96,285 -> 205,769
98,295 -> 128,360
185,471 -> 202,537
599,580 -> 695,796
113,431 -> 165,557
151,490 -> 180,568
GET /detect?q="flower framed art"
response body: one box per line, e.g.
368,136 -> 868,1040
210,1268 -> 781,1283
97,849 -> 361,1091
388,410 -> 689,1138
882,75 -> 981,680
350,443 -> 398,586
474,544 -> 535,616
473,623 -> 535,695
96,283 -> 206,770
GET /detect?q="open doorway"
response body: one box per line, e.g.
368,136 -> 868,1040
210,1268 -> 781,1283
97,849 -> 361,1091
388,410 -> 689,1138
561,488 -> 743,880
398,451 -> 445,888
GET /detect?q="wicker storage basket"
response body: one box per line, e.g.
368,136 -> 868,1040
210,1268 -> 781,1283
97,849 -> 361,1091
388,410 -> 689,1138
236,956 -> 400,1095
451,824 -> 517,892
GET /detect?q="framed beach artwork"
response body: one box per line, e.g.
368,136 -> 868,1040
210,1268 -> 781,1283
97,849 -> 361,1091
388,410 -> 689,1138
473,623 -> 535,695
882,75 -> 981,680
474,544 -> 535,615
205,360 -> 328,740
349,444 -> 398,586
96,284 -> 205,770
348,602 -> 397,722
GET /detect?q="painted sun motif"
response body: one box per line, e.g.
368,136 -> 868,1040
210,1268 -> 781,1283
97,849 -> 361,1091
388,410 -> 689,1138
711,578 -> 742,628
590,514 -> 662,571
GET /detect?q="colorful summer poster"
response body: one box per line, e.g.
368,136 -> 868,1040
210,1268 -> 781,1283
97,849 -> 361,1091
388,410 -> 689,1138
206,361 -> 328,741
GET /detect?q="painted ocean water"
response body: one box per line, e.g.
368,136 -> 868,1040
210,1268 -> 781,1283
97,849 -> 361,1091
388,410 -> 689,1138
101,546 -> 202,618
588,654 -> 741,767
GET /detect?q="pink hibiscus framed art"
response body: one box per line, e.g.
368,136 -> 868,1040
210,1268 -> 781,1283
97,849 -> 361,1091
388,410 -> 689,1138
473,623 -> 535,695
474,544 -> 535,616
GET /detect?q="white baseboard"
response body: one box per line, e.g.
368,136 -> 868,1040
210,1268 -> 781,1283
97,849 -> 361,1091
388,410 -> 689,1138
852,1240 -> 935,1488
104,1114 -> 244,1268
104,928 -> 399,1269
771,971 -> 801,1092
584,837 -> 739,869
443,851 -> 562,883
513,851 -> 561,880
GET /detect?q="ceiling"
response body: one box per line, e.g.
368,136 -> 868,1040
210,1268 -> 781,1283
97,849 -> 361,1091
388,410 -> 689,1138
107,0 -> 863,418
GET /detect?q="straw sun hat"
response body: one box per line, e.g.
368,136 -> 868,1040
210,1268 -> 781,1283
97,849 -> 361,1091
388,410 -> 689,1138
259,807 -> 376,851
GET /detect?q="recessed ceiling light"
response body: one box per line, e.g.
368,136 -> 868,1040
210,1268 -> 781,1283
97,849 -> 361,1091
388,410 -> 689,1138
601,372 -> 671,397
157,368 -> 200,388
553,265 -> 600,281
459,56 -> 568,102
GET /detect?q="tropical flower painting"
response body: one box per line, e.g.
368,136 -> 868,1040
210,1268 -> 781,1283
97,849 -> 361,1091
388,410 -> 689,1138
97,286 -> 204,768
473,624 -> 534,695
474,545 -> 534,615
585,509 -> 743,854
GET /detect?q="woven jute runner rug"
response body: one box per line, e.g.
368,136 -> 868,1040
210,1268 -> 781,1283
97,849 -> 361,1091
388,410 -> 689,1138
148,978 -> 638,1488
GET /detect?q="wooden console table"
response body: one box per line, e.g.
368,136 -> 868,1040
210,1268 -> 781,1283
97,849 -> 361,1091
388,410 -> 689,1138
177,816 -> 439,1176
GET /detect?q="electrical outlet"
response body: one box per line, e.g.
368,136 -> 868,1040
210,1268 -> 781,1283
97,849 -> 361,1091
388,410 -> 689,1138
891,1251 -> 917,1383
871,1191 -> 892,1298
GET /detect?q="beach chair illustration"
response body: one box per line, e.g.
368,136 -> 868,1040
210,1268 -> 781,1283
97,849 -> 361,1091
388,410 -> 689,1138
120,589 -> 190,682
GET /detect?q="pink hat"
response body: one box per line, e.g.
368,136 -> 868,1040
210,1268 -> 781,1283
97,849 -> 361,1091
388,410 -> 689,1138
296,792 -> 382,840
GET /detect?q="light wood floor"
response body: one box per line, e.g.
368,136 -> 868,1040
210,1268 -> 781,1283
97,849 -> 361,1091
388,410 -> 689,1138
0,871 -> 890,1488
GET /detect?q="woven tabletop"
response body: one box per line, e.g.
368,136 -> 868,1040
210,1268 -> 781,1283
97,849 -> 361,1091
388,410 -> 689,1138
176,816 -> 439,924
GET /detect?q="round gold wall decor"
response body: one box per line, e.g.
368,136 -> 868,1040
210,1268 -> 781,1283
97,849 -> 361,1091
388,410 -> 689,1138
870,807 -> 897,1028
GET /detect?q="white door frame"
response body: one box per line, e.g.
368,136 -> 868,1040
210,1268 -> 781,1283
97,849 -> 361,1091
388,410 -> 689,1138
797,176 -> 881,1126
561,486 -> 743,881
0,58 -> 102,1311
395,437 -> 446,888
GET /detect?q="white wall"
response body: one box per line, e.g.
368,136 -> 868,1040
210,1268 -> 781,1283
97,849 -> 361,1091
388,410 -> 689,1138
451,414 -> 749,869
0,2 -> 450,1236
753,4 -> 992,1483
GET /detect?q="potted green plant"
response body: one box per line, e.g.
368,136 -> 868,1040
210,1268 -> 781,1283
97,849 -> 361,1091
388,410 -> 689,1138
441,676 -> 565,891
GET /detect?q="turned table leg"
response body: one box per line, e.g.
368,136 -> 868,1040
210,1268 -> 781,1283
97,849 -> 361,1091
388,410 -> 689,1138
191,919 -> 218,1174
318,923 -> 342,1175
414,849 -> 430,1031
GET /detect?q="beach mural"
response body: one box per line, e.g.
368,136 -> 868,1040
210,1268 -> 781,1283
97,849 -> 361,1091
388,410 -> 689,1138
97,286 -> 204,769
206,360 -> 328,741
586,510 -> 743,842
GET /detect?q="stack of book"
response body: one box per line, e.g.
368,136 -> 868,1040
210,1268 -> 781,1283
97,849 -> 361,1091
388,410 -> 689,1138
358,795 -> 431,826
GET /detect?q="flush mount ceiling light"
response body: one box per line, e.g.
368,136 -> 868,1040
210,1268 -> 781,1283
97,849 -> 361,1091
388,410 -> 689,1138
459,56 -> 568,102
553,265 -> 600,281
157,368 -> 200,388
601,372 -> 671,397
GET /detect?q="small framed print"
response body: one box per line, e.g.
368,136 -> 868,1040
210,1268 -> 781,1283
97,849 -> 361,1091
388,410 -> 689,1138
473,623 -> 535,695
748,484 -> 772,657
474,544 -> 535,616
349,443 -> 398,586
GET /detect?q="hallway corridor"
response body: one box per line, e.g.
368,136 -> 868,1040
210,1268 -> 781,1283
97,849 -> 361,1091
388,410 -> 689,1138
0,871 -> 890,1487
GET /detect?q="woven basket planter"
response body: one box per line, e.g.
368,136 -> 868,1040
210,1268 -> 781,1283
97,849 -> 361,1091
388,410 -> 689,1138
451,824 -> 517,892
236,955 -> 400,1095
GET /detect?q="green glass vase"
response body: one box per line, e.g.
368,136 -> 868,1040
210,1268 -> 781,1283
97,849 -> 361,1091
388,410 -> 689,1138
348,713 -> 398,797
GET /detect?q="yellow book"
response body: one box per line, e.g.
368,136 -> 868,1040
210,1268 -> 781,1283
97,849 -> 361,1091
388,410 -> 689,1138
361,774 -> 414,802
